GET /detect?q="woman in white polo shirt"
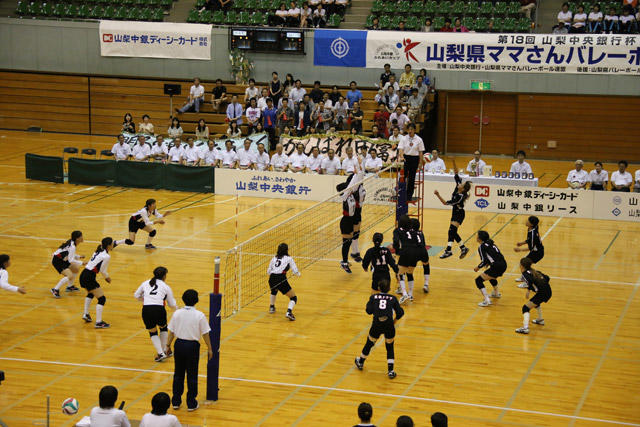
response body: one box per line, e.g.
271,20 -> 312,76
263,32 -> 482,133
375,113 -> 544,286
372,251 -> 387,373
588,161 -> 608,190
610,160 -> 633,192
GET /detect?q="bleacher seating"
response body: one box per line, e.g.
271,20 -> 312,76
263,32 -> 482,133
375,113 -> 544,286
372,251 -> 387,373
14,0 -> 173,21
367,0 -> 534,32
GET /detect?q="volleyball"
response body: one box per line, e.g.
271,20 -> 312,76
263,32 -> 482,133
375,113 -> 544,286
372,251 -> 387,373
424,152 -> 433,162
61,397 -> 78,415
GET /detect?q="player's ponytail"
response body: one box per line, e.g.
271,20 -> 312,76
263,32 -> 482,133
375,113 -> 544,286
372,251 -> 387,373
96,237 -> 113,254
151,266 -> 168,287
528,215 -> 540,227
336,182 -> 347,193
372,232 -> 383,248
520,257 -> 543,281
276,242 -> 289,258
0,254 -> 9,269
461,181 -> 472,202
60,230 -> 83,249
477,230 -> 493,245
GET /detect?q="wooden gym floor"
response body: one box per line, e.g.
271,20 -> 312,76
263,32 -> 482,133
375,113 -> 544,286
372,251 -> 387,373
0,130 -> 638,427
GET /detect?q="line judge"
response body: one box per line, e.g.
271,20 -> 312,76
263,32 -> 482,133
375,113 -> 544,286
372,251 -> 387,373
165,289 -> 213,412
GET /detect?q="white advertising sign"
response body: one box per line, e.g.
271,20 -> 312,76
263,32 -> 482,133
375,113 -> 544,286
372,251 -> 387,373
593,191 -> 640,222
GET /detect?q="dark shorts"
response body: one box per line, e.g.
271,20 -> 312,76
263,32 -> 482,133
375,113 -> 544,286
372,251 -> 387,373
418,246 -> 429,264
526,249 -> 544,264
369,320 -> 395,340
372,271 -> 391,291
484,262 -> 507,279
530,288 -> 552,306
353,207 -> 362,225
398,248 -> 421,268
269,274 -> 292,295
129,216 -> 147,233
79,269 -> 100,292
451,209 -> 465,224
52,256 -> 70,274
340,216 -> 354,235
142,305 -> 168,329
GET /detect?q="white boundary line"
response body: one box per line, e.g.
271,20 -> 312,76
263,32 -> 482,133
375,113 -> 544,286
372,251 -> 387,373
541,217 -> 562,241
0,357 -> 638,426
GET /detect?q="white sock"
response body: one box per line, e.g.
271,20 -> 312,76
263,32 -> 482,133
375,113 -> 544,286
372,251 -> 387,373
160,330 -> 168,349
287,298 -> 296,311
270,294 -> 276,306
523,312 -> 530,328
54,277 -> 68,290
536,307 -> 543,319
447,241 -> 453,249
96,304 -> 104,323
408,279 -> 414,297
399,277 -> 408,297
350,238 -> 359,254
115,239 -> 126,246
424,274 -> 430,285
151,334 -> 164,355
480,287 -> 489,301
83,297 -> 92,316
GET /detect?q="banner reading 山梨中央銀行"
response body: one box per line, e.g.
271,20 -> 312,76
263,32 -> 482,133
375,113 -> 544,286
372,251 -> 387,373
99,21 -> 212,60
313,30 -> 640,75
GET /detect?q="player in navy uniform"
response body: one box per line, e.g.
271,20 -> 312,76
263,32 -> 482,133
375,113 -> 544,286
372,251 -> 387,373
80,237 -> 114,328
354,279 -> 404,379
362,232 -> 398,294
392,215 -> 421,303
267,243 -> 300,321
516,257 -> 552,334
350,176 -> 366,263
434,159 -> 471,259
50,230 -> 85,298
474,230 -> 507,307
410,218 -> 431,294
514,216 -> 544,287
115,199 -> 173,250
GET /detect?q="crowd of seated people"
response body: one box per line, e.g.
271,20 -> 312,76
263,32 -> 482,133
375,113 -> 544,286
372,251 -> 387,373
567,159 -> 640,192
554,2 -> 639,33
354,402 -> 448,427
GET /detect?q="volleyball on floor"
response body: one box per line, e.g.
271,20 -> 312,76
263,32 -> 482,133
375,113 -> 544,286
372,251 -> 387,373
424,152 -> 433,162
62,397 -> 78,415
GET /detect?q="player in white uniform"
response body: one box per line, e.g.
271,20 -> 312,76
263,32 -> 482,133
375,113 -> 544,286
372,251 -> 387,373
0,254 -> 27,294
134,266 -> 178,362
254,143 -> 271,171
267,243 -> 301,320
305,147 -> 323,173
80,237 -> 114,329
116,199 -> 173,250
50,230 -> 85,298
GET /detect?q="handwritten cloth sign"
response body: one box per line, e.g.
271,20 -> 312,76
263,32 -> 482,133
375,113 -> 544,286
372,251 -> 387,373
279,134 -> 398,164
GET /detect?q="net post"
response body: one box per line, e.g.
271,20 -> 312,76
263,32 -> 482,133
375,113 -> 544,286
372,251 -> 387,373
207,256 -> 221,402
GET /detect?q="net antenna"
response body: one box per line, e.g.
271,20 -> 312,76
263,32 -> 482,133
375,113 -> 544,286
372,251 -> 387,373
219,165 -> 398,318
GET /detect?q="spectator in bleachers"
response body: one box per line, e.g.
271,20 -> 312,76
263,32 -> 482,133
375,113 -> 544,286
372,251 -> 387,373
219,140 -> 238,169
423,17 -> 434,31
333,95 -> 349,130
112,134 -> 131,161
200,140 -> 218,167
269,72 -> 283,107
587,4 -> 603,32
383,74 -> 400,93
167,138 -> 183,164
305,147 -> 323,173
604,6 -> 620,32
389,106 -> 410,132
309,0 -> 320,9
139,114 -> 155,136
510,150 -> 533,176
270,143 -> 290,171
263,98 -> 278,143
368,16 -> 381,29
467,150 -> 486,176
397,20 -> 406,31
440,18 -> 454,31
399,64 -> 416,98
301,1 -> 313,27
273,3 -> 288,26
365,149 -> 383,173
245,98 -> 262,134
453,17 -> 469,32
254,122 -> 265,134
349,101 -> 364,134
379,63 -> 393,88
132,135 -> 151,162
570,5 -> 587,32
418,68 -> 430,85
122,113 -> 135,134
289,79 -> 306,105
519,0 -> 536,19
328,85 -> 343,104
389,126 -> 402,145
277,98 -> 294,134
168,117 -> 183,139
342,146 -> 359,174
431,412 -> 448,427
323,0 -> 335,16
374,102 -> 390,138
294,101 -> 312,136
227,121 -> 242,138
177,77 -> 205,114
151,136 -> 167,162
310,81 -> 325,104
140,392 -> 180,427
321,149 -> 341,174
619,6 -> 638,33
346,81 -> 363,107
237,139 -> 256,170
611,160 -> 633,192
226,95 -> 244,127
397,415 -> 414,427
566,159 -> 589,189
244,79 -> 260,105
588,161 -> 608,190
370,125 -> 381,138
90,385 -> 130,427
289,144 -> 308,173
182,137 -> 201,166
556,3 -> 573,30
634,168 -> 640,192
313,101 -> 333,133
211,79 -> 228,112
283,73 -> 295,91
322,92 -> 333,110
426,149 -> 446,173
287,1 -> 301,26
303,93 -> 315,111
382,86 -> 400,112
195,119 -> 210,141
335,0 -> 348,15
255,143 -> 270,171
414,75 -> 429,101
257,88 -> 269,111
354,402 -> 374,427
407,88 -> 423,122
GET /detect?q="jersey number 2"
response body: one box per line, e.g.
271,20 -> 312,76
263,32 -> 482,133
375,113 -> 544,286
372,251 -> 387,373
149,283 -> 158,295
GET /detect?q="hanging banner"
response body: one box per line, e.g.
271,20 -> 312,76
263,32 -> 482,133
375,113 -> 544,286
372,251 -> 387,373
279,134 -> 398,164
121,133 -> 269,152
99,21 -> 212,60
313,30 -> 368,67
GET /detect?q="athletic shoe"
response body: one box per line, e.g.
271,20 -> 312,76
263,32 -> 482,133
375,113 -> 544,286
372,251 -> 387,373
354,357 -> 364,370
350,253 -> 363,262
82,314 -> 92,323
95,321 -> 110,329
396,286 -> 403,295
515,327 -> 530,334
172,404 -> 181,410
154,353 -> 167,362
340,262 -> 352,274
478,300 -> 492,307
399,294 -> 410,305
409,295 -> 414,302
439,250 -> 453,259
187,402 -> 199,412
66,285 -> 79,292
491,292 -> 502,299
165,349 -> 173,358
517,283 -> 529,289
532,318 -> 545,325
269,305 -> 276,314
515,276 -> 524,282
423,285 -> 429,294
145,244 -> 157,250
459,246 -> 469,259
50,288 -> 60,298
286,311 -> 296,321
388,370 -> 397,379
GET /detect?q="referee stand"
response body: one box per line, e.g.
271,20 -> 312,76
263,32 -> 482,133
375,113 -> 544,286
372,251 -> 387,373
395,166 -> 425,230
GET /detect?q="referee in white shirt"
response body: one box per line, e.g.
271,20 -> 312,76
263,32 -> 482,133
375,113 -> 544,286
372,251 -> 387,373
397,123 -> 424,201
166,289 -> 212,412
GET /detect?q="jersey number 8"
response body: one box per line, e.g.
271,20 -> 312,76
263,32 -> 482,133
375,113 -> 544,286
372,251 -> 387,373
379,299 -> 387,309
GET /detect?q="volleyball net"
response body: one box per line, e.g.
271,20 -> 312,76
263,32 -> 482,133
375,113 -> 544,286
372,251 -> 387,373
219,166 -> 397,318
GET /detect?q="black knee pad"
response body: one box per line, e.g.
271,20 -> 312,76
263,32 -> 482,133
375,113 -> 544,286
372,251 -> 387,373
475,276 -> 485,289
342,237 -> 350,244
424,263 -> 430,275
522,305 -> 530,313
448,224 -> 457,241
125,239 -> 134,245
270,287 -> 278,296
149,330 -> 158,337
489,279 -> 498,287
406,273 -> 414,281
86,293 -> 94,299
353,231 -> 360,240
290,295 -> 297,303
160,326 -> 168,332
149,229 -> 157,237
97,296 -> 106,305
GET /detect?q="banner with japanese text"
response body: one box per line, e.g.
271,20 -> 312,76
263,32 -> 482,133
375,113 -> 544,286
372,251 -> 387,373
279,134 -> 398,164
99,21 -> 212,60
593,191 -> 640,222
121,133 -> 269,152
364,32 -> 640,75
